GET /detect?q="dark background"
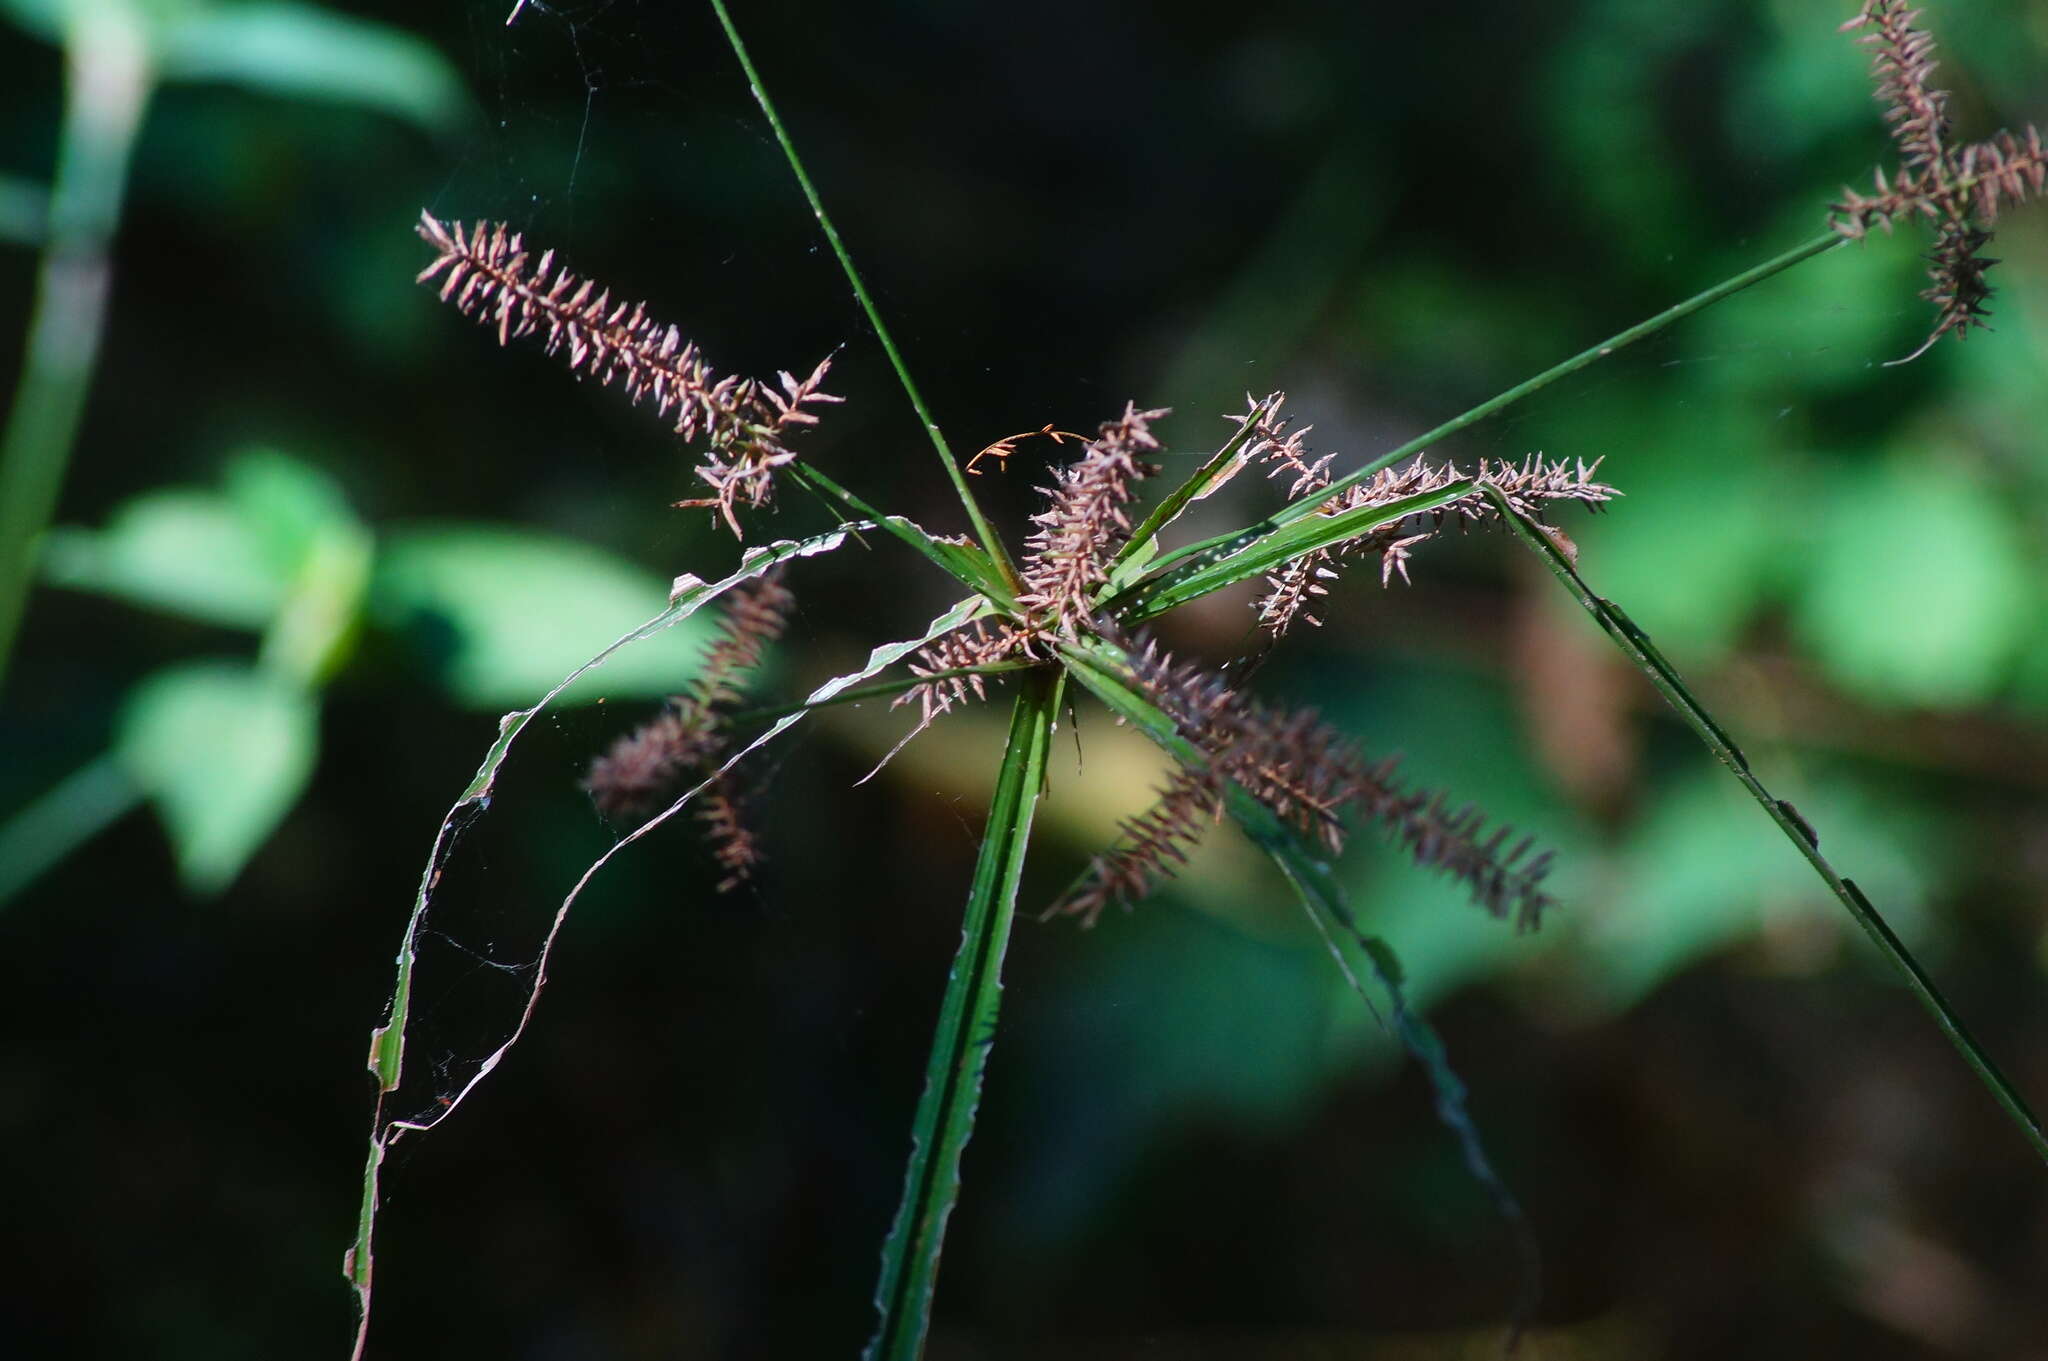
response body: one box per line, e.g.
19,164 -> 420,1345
5,0 -> 2048,1356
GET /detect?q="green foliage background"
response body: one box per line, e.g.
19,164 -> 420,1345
3,0 -> 2046,1356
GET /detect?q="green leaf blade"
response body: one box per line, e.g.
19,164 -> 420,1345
867,670 -> 1059,1361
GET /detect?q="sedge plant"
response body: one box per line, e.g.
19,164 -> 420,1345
350,2 -> 2048,1356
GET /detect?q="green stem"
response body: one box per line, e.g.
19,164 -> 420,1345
0,1 -> 153,687
1488,487 -> 2048,1168
705,0 -> 1015,584
0,753 -> 141,907
1146,231 -> 1848,582
0,7 -> 155,691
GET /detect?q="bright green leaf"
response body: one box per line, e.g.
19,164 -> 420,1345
42,489 -> 282,628
1586,767 -> 1936,1009
116,659 -> 318,895
154,2 -> 470,135
1793,455 -> 2033,707
221,446 -> 361,578
373,525 -> 723,709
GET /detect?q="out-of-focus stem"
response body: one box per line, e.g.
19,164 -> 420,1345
0,1 -> 154,686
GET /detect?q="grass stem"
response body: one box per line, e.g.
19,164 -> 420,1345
706,0 -> 1015,584
0,3 -> 153,686
1489,486 -> 2048,1167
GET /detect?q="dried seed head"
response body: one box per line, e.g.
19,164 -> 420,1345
1093,630 -> 1555,928
894,619 -> 1032,723
1046,766 -> 1223,926
695,778 -> 762,892
1826,8 -> 2047,357
1017,403 -> 1167,633
1235,393 -> 1617,636
581,570 -> 795,889
1844,0 -> 1951,175
694,569 -> 796,713
416,211 -> 841,536
583,706 -> 721,822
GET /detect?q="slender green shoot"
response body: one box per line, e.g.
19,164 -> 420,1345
867,670 -> 1059,1361
1487,486 -> 2048,1167
0,3 -> 154,685
0,753 -> 139,908
706,0 -> 1015,583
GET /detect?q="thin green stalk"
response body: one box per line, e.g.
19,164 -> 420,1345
0,2 -> 154,685
1487,487 -> 2048,1167
867,669 -> 1059,1361
0,753 -> 140,906
706,0 -> 1015,584
1144,231 -> 1848,584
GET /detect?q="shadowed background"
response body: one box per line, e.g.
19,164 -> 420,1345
4,0 -> 2048,1356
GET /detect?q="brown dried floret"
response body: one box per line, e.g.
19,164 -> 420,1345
1238,395 -> 1615,636
415,211 -> 840,536
1059,631 -> 1554,930
1017,403 -> 1167,633
1827,6 -> 2048,357
580,570 -> 796,889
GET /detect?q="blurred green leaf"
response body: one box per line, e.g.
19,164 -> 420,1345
1793,453 -> 2033,707
116,659 -> 318,895
1584,767 -> 1938,1010
373,525 -> 720,709
41,447 -> 370,639
154,2 -> 469,134
0,0 -> 61,41
221,447 -> 361,578
217,448 -> 375,685
1568,392 -> 1783,663
0,172 -> 49,246
259,518 -> 372,688
42,489 -> 282,628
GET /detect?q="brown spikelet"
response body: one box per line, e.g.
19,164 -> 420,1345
1238,396 -> 1616,637
581,569 -> 794,889
1017,403 -> 1167,633
1104,631 -> 1554,928
1828,7 -> 2048,357
415,211 -> 841,536
1891,221 -> 1998,363
893,619 -> 1032,723
583,706 -> 722,822
694,569 -> 797,712
1046,767 -> 1223,926
1843,0 -> 1950,175
696,778 -> 762,892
